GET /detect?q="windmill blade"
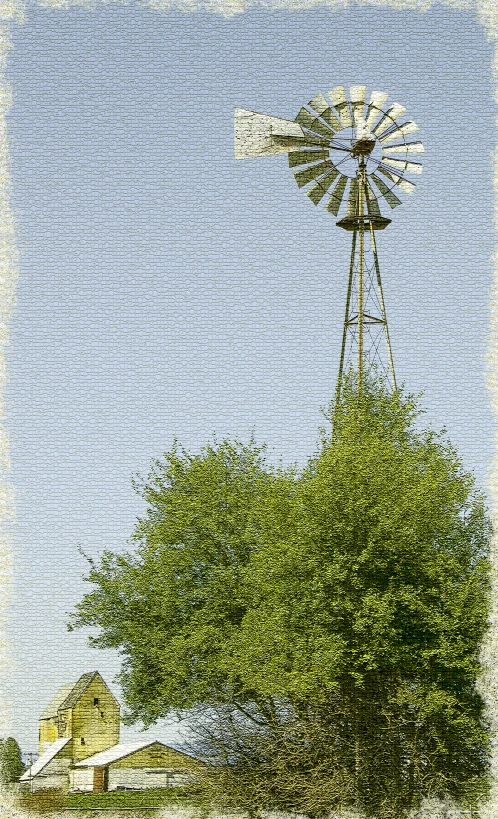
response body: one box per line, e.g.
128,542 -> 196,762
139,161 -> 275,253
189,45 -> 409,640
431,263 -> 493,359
382,141 -> 424,154
326,175 -> 348,215
364,179 -> 382,216
288,149 -> 329,168
308,93 -> 329,114
372,104 -> 408,137
307,168 -> 340,204
379,121 -> 419,144
234,108 -> 307,158
294,159 -> 334,188
328,86 -> 352,128
295,108 -> 336,140
365,91 -> 389,129
388,103 -> 407,119
320,108 -> 343,131
378,165 -> 416,194
369,90 -> 389,108
382,156 -> 423,175
346,177 -> 359,215
371,174 -> 402,209
350,85 -> 366,125
308,94 -> 342,131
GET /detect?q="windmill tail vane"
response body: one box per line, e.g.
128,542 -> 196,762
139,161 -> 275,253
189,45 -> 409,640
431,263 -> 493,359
234,85 -> 424,402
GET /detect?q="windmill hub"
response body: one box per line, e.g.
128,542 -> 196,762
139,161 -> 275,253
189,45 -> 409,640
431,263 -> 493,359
351,136 -> 376,157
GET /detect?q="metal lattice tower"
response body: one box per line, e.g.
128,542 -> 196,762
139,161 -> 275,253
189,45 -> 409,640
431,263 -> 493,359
234,86 -> 423,400
334,156 -> 396,401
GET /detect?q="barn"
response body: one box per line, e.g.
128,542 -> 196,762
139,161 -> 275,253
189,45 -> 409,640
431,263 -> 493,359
20,671 -> 201,793
70,740 -> 198,793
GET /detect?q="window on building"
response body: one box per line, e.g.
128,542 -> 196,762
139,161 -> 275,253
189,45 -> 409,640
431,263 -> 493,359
80,738 -> 85,745
94,698 -> 99,706
100,711 -> 105,718
58,713 -> 67,738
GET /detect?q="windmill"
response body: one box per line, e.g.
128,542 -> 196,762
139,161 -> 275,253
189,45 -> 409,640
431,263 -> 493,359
234,86 -> 423,401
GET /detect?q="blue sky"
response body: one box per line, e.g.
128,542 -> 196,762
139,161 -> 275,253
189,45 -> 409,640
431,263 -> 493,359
3,1 -> 496,751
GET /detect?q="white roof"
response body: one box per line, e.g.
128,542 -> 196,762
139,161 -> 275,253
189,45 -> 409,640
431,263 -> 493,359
20,737 -> 71,781
74,740 -> 167,768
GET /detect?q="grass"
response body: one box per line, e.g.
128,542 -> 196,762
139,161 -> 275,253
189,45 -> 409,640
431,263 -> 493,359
66,786 -> 200,809
19,786 -> 203,813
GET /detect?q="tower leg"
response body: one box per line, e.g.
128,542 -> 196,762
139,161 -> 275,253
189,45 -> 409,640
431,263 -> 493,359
336,230 -> 357,407
368,219 -> 397,390
357,176 -> 365,393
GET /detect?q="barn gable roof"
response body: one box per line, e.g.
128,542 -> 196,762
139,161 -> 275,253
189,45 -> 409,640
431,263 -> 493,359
39,671 -> 117,720
58,671 -> 100,710
74,741 -> 176,768
19,738 -> 71,781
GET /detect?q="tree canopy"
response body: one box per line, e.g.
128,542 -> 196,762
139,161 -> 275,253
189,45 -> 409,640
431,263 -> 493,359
71,381 -> 491,818
0,737 -> 24,783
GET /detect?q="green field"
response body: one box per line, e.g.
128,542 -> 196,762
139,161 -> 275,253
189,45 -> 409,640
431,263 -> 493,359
19,786 -> 202,813
66,787 -> 199,809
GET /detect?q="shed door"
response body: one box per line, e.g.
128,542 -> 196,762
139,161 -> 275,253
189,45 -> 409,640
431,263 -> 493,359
93,767 -> 105,793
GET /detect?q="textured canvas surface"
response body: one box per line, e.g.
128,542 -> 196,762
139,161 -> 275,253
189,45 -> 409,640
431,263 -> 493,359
0,0 -> 497,816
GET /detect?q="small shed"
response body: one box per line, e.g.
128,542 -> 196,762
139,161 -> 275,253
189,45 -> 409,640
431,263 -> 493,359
70,740 -> 199,793
20,737 -> 72,791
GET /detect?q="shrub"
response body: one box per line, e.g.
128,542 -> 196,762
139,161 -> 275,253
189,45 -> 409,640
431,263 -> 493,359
19,788 -> 66,814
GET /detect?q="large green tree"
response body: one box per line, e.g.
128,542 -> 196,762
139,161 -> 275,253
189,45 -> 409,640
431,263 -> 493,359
71,381 -> 491,818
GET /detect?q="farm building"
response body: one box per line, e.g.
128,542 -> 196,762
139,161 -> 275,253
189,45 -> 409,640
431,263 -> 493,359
19,737 -> 73,791
70,740 -> 196,792
20,671 -> 199,792
37,670 -> 120,760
